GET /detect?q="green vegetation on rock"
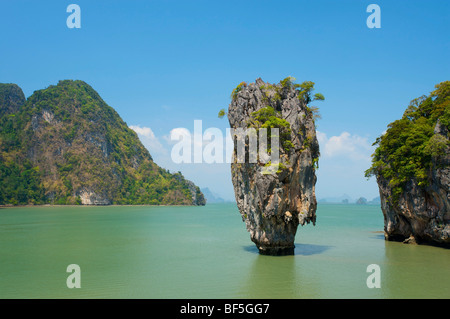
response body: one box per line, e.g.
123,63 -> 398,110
218,108 -> 226,119
365,81 -> 450,201
223,76 -> 323,173
249,77 -> 324,154
248,106 -> 294,153
230,82 -> 247,100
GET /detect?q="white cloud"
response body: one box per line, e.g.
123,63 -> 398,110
317,131 -> 374,161
315,131 -> 379,200
129,125 -> 154,138
316,131 -> 328,146
130,125 -> 167,155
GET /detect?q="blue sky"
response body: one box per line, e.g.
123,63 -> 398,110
1,0 -> 449,201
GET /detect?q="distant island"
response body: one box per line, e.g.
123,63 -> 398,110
318,195 -> 380,205
0,80 -> 205,206
355,197 -> 368,205
201,187 -> 231,203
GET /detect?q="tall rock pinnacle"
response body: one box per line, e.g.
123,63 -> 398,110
228,77 -> 320,255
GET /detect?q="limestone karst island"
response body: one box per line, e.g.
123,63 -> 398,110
227,77 -> 322,255
0,80 -> 205,206
366,81 -> 450,247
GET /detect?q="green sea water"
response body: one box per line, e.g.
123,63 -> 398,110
0,203 -> 449,299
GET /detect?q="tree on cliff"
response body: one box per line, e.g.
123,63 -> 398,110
283,77 -> 325,121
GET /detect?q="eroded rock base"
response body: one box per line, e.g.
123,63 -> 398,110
257,245 -> 295,256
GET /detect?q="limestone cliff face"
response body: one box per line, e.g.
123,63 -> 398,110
185,180 -> 207,206
377,120 -> 450,246
76,188 -> 112,205
228,78 -> 319,255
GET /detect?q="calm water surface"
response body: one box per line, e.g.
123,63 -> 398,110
0,203 -> 449,298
